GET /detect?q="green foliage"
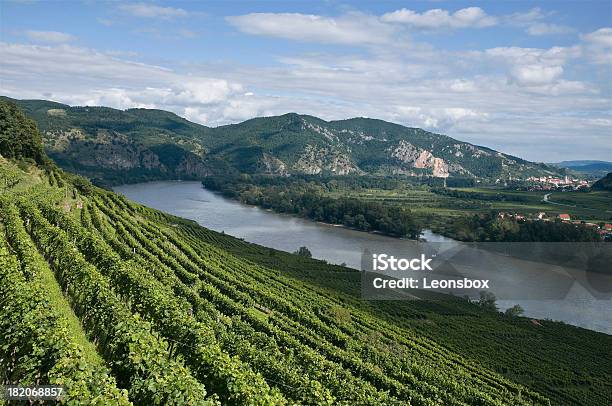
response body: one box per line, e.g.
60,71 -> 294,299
204,175 -> 423,238
15,200 -> 211,405
39,200 -> 285,405
440,212 -> 602,242
478,291 -> 498,312
0,99 -> 46,163
432,187 -> 531,202
504,305 -> 525,317
0,203 -> 131,404
294,246 -> 312,258
63,172 -> 94,195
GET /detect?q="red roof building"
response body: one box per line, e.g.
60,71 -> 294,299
558,214 -> 571,221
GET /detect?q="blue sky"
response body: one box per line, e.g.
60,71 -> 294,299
1,1 -> 611,161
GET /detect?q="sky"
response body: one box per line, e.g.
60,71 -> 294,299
1,1 -> 611,162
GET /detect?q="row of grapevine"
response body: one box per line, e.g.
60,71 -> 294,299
0,208 -> 131,404
93,196 -> 533,405
37,199 -> 293,405
90,197 -> 395,404
110,202 -> 502,405
92,196 -> 406,404
25,185 -> 550,405
15,199 -> 214,405
174,225 -> 548,404
108,194 -> 550,405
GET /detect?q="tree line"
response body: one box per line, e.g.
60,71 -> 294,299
203,175 -> 423,239
440,212 -> 601,242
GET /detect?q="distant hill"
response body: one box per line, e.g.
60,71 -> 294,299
551,160 -> 612,177
553,160 -> 611,167
592,172 -> 612,191
3,96 -> 563,185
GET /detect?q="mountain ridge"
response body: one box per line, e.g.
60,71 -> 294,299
551,160 -> 612,177
3,96 -> 564,185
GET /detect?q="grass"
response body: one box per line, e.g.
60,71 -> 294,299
546,191 -> 612,212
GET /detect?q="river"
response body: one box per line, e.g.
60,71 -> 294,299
114,181 -> 611,334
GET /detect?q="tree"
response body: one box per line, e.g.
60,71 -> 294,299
504,304 -> 524,317
294,246 -> 312,258
0,99 -> 46,163
478,291 -> 498,311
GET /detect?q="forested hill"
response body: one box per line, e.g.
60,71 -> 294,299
592,172 -> 612,191
1,99 -> 612,405
3,96 -> 563,185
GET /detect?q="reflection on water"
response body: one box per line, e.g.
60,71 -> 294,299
114,181 -> 611,334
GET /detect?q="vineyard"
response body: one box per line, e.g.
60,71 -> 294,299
1,158 -> 611,404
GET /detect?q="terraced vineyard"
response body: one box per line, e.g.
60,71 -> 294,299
1,157 -> 611,405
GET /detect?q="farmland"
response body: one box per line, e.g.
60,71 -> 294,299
334,186 -> 612,222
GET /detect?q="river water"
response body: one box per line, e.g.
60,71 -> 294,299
114,181 -> 611,334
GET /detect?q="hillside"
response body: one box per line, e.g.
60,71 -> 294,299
2,100 -> 612,405
592,172 -> 612,191
3,97 -> 563,185
3,97 -> 216,185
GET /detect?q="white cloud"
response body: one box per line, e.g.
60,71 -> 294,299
510,64 -> 564,85
581,28 -> 612,65
1,37 -> 610,161
381,7 -> 497,29
119,3 -> 188,19
485,46 -> 581,86
0,42 -> 245,125
449,79 -> 477,92
583,27 -> 612,47
526,23 -> 573,36
443,107 -> 487,120
226,12 -> 396,45
505,7 -> 573,37
506,7 -> 548,24
170,79 -> 243,105
390,106 -> 488,131
24,30 -> 75,43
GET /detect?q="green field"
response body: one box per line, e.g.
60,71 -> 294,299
545,191 -> 612,218
331,186 -> 612,223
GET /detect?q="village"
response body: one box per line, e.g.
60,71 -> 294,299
498,211 -> 612,240
525,175 -> 590,191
